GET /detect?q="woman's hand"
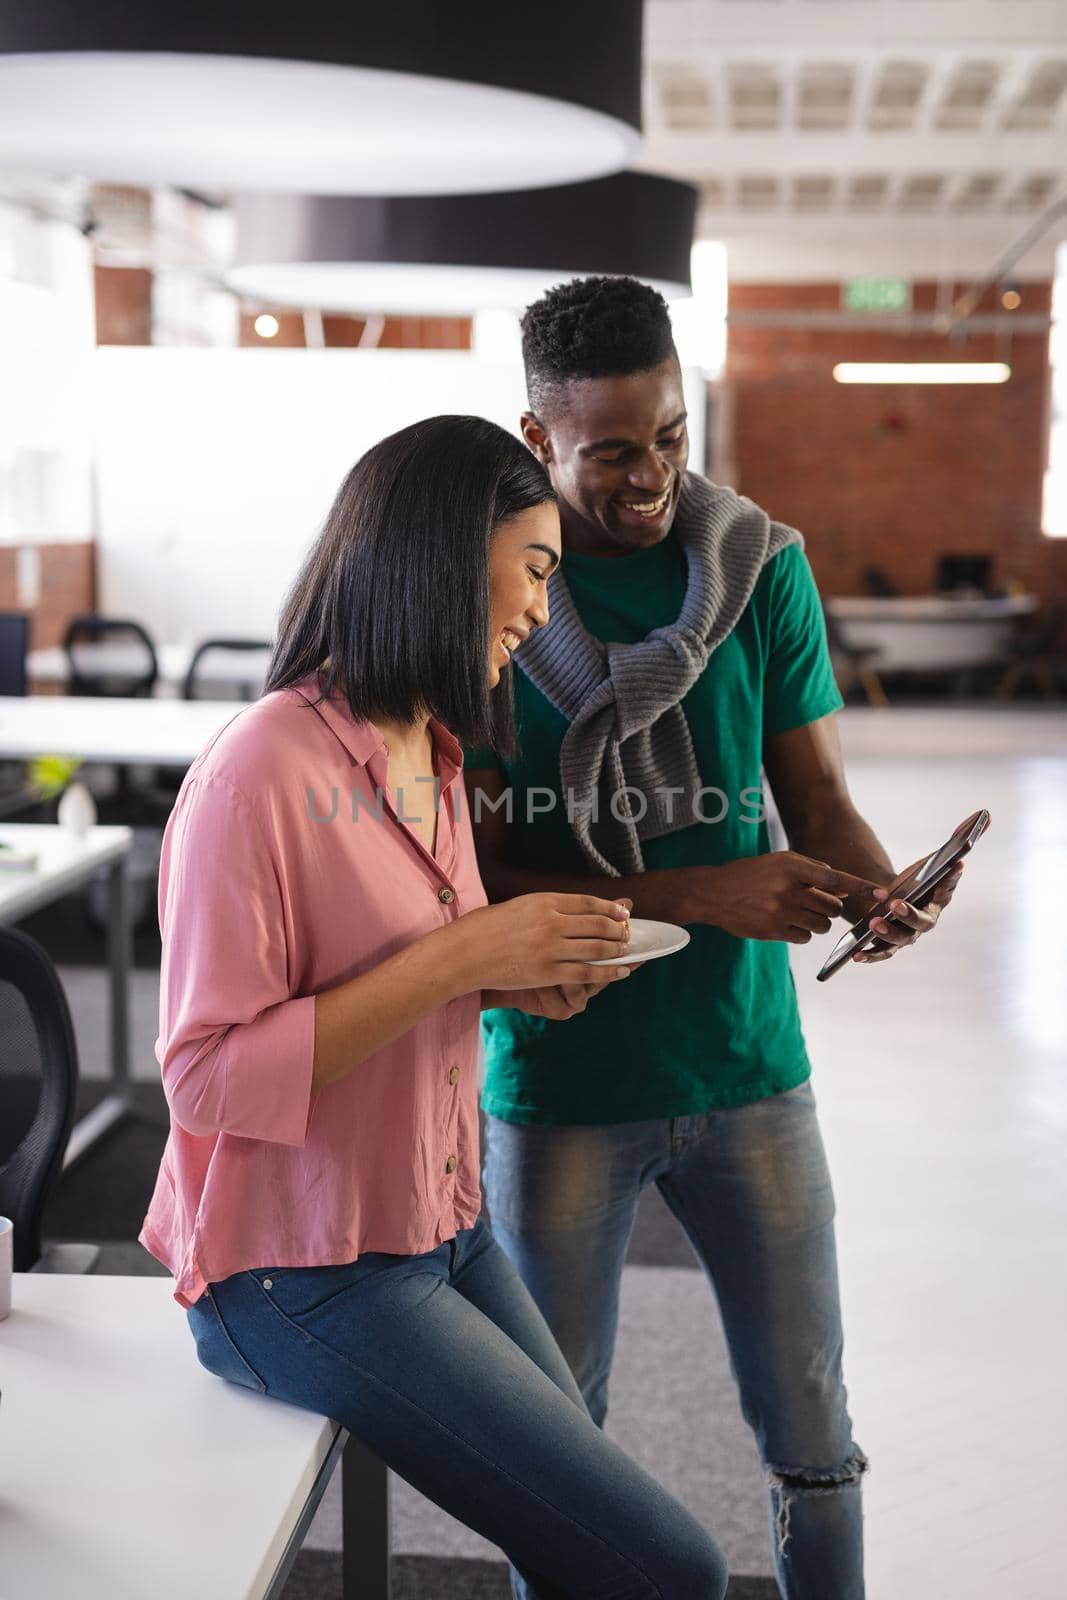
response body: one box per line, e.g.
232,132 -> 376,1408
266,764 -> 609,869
484,973 -> 635,1020
444,892 -> 634,995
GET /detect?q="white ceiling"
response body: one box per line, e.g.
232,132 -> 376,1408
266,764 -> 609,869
641,0 -> 1067,279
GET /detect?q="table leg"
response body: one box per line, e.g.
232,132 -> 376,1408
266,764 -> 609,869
63,855 -> 134,1170
342,1436 -> 391,1599
106,856 -> 132,1088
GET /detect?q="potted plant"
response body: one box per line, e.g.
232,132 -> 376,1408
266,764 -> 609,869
28,754 -> 97,837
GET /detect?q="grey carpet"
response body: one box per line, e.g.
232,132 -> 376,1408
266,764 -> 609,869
282,1552 -> 776,1598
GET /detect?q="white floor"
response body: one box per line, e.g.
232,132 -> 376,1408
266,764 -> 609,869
70,704 -> 1067,1597
794,707 -> 1067,1600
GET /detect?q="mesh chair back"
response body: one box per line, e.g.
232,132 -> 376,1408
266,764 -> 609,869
0,928 -> 78,1270
183,638 -> 272,701
1030,599 -> 1067,655
822,603 -> 848,659
0,613 -> 29,696
63,615 -> 159,697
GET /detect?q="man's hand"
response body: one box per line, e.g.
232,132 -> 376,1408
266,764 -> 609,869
683,853 -> 888,944
853,860 -> 965,965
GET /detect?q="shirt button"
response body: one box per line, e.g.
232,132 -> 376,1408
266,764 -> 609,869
445,1155 -> 457,1174
438,886 -> 455,904
448,1066 -> 460,1085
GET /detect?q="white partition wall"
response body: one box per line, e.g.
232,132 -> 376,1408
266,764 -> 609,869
92,347 -> 706,644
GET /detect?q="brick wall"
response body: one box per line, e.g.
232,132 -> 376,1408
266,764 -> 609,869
237,310 -> 472,348
94,265 -> 153,346
726,281 -> 1067,605
0,542 -> 96,651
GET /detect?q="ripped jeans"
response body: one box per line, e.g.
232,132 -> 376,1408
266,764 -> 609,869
485,1082 -> 868,1600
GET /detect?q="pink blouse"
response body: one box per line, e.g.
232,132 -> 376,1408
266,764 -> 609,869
139,673 -> 488,1308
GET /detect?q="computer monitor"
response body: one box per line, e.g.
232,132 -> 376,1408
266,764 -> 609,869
0,613 -> 28,696
936,555 -> 992,595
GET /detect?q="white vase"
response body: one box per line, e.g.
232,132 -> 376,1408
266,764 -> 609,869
57,780 -> 97,838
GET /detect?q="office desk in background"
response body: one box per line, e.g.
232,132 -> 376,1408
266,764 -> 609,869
825,595 -> 1038,672
0,695 -> 248,767
0,1274 -> 387,1600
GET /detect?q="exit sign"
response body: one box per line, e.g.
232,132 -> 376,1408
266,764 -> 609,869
843,278 -> 911,312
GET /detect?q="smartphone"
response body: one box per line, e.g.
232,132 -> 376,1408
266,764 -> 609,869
816,809 -> 991,982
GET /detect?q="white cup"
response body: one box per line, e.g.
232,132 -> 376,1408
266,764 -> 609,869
0,1216 -> 13,1320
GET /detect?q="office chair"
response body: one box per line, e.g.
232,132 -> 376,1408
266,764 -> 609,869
823,605 -> 889,708
182,638 -> 272,701
63,615 -> 159,698
997,600 -> 1067,701
862,566 -> 899,599
0,926 -> 98,1273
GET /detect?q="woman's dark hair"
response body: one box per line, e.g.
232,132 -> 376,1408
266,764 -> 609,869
265,414 -> 555,754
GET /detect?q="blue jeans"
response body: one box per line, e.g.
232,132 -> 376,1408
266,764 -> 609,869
187,1217 -> 728,1600
484,1083 -> 867,1600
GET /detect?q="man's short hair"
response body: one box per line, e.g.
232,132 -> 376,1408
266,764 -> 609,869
521,275 -> 678,415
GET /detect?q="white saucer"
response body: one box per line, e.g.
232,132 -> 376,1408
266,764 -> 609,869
587,917 -> 691,967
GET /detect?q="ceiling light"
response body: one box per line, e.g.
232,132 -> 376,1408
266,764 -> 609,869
832,363 -> 1011,385
0,7 -> 642,193
228,174 -> 698,314
1001,288 -> 1022,310
253,314 -> 280,339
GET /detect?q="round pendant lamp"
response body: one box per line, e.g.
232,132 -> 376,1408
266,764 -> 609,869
0,4 -> 642,193
228,173 -> 699,313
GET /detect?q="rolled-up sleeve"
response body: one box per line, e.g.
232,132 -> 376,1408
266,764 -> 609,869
156,774 -> 317,1145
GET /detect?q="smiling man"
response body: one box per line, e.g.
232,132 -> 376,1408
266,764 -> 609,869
463,275 -> 961,1600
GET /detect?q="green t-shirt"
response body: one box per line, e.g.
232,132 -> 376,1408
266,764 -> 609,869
464,526 -> 844,1127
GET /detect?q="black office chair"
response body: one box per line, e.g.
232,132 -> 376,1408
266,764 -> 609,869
997,600 -> 1067,701
0,926 -> 97,1273
63,615 -> 159,698
862,566 -> 899,599
182,638 -> 272,702
823,604 -> 889,708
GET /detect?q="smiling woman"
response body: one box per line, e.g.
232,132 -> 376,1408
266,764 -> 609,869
265,413 -> 558,758
136,408 -> 730,1599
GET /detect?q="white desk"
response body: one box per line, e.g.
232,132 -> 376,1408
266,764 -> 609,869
0,824 -> 133,1168
0,1274 -> 387,1600
825,595 -> 1038,672
0,695 -> 248,766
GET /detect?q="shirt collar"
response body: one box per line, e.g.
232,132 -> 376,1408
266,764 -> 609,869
289,672 -> 464,786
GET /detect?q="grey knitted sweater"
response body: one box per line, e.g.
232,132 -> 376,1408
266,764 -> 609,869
513,472 -> 803,876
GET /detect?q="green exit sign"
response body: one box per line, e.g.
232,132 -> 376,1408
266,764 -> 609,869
843,277 -> 911,312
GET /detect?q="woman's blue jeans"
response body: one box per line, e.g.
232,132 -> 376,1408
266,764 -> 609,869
187,1216 -> 728,1600
484,1083 -> 868,1600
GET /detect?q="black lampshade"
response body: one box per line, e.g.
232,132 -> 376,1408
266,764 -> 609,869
229,174 -> 699,313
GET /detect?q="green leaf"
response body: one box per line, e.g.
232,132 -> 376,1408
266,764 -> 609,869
28,753 -> 84,801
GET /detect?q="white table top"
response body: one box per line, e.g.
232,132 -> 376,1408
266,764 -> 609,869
0,824 -> 133,922
0,1274 -> 339,1600
0,695 -> 249,765
825,594 -> 1038,621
